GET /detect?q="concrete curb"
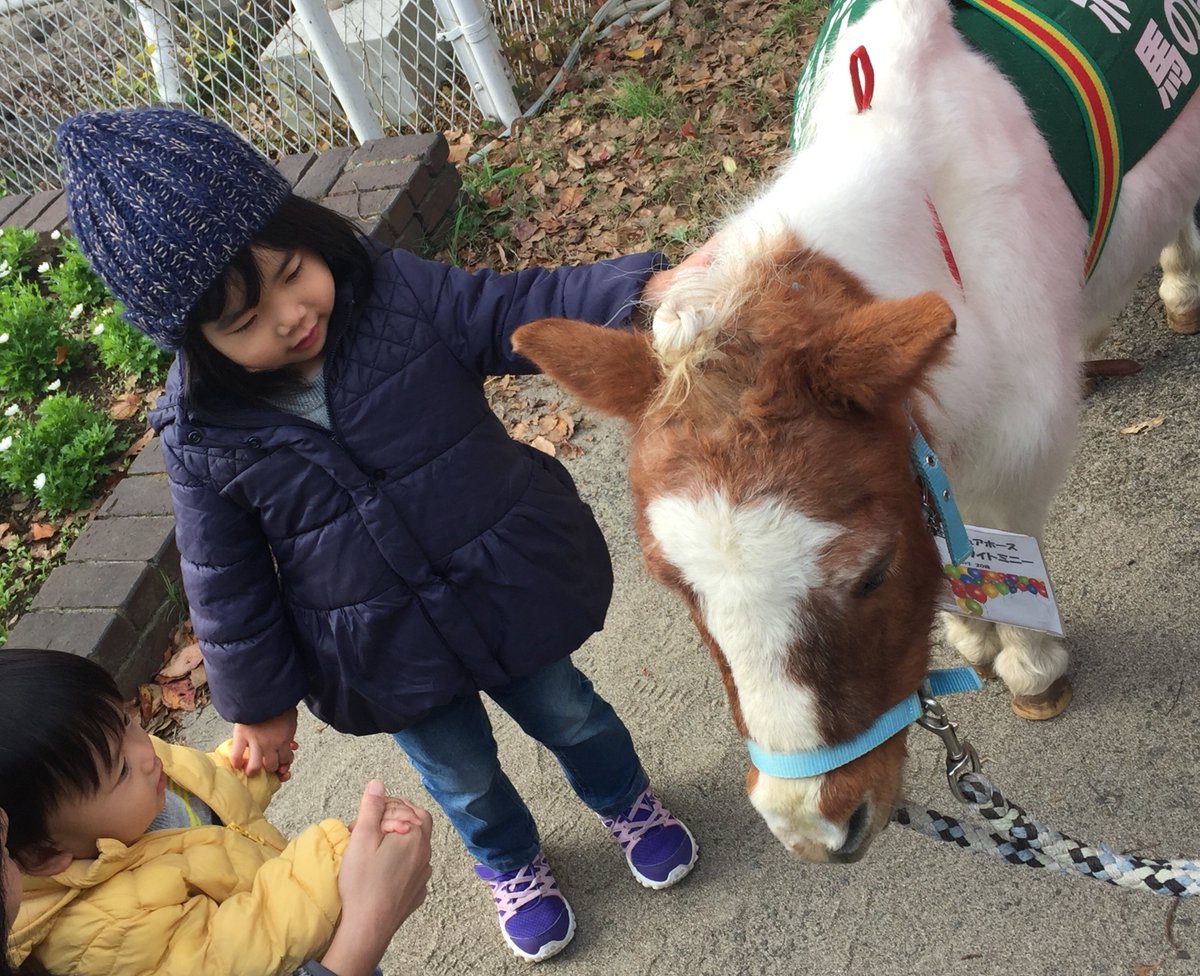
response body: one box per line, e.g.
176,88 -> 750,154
2,133 -> 462,695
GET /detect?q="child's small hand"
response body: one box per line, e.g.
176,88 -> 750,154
231,707 -> 299,779
350,796 -> 427,835
640,234 -> 721,308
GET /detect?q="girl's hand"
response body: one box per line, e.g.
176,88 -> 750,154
640,234 -> 721,307
230,707 -> 299,780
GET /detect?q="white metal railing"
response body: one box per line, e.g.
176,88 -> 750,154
0,0 -> 588,196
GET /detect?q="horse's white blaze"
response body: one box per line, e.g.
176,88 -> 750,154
646,492 -> 848,849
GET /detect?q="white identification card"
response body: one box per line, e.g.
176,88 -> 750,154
934,525 -> 1064,637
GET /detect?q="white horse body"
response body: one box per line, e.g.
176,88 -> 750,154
653,0 -> 1200,699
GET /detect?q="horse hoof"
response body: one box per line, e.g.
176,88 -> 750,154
971,662 -> 996,680
1010,675 -> 1072,720
1166,308 -> 1200,334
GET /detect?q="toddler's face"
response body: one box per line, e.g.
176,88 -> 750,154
46,714 -> 167,858
199,246 -> 335,381
1,810 -> 21,931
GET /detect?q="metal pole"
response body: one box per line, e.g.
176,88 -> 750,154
431,0 -> 521,127
290,0 -> 385,142
133,0 -> 187,106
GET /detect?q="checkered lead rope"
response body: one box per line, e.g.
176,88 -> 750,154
895,771 -> 1200,896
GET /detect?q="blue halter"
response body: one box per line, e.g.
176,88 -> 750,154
745,667 -> 982,778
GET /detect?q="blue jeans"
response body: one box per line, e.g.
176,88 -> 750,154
391,656 -> 647,871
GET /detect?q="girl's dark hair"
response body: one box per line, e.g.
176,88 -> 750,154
0,650 -> 127,862
179,192 -> 374,407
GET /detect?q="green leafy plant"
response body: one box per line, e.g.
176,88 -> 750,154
43,236 -> 110,310
0,281 -> 77,401
441,159 -> 532,266
0,227 -> 39,278
89,304 -> 172,381
769,0 -> 826,37
0,394 -> 120,515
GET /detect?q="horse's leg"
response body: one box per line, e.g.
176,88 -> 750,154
992,623 -> 1072,719
1159,202 -> 1200,335
940,614 -> 1001,678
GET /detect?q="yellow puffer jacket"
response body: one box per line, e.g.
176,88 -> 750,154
7,737 -> 349,976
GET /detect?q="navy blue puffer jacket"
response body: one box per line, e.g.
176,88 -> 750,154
148,245 -> 663,734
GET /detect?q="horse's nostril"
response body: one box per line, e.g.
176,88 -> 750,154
836,802 -> 872,858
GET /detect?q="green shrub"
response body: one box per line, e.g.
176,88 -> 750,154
0,227 -> 39,278
0,394 -> 119,514
42,236 -> 109,310
90,305 -> 172,381
0,282 -> 77,400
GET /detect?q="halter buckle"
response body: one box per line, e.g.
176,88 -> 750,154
915,690 -> 980,802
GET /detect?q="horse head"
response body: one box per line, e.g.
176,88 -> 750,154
513,242 -> 957,861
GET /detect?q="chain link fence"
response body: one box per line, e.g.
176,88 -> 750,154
0,0 -> 589,195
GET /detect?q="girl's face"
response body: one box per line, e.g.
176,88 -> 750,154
1,811 -> 21,932
44,714 -> 167,859
199,246 -> 335,381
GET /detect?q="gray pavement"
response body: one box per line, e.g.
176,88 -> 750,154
186,271 -> 1200,975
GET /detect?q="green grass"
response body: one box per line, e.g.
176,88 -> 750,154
769,0 -> 826,37
441,158 -> 533,266
605,75 -> 675,121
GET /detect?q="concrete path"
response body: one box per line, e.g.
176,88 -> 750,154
186,271 -> 1200,976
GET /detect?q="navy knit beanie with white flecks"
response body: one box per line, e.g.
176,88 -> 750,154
56,107 -> 292,351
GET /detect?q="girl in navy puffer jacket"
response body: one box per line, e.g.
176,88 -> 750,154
57,107 -> 700,963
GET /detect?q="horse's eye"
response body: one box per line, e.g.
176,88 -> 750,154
855,559 -> 892,598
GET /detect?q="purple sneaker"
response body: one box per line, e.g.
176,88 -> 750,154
600,788 -> 698,889
474,851 -> 575,962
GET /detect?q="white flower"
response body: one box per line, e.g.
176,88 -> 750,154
0,261 -> 10,279
69,303 -> 84,320
0,333 -> 8,344
4,404 -> 17,417
33,472 -> 45,491
0,436 -> 11,452
37,262 -> 50,273
46,378 -> 61,391
93,323 -> 105,336
50,229 -> 61,240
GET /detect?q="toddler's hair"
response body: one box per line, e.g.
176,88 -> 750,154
178,192 -> 374,405
0,650 -> 127,861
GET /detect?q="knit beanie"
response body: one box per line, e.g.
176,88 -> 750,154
56,107 -> 292,350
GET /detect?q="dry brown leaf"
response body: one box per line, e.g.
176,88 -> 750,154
138,682 -> 164,724
625,38 -> 663,59
562,117 -> 583,139
1119,416 -> 1165,435
481,185 -> 503,210
530,435 -> 556,457
0,522 -> 9,537
160,678 -> 196,712
158,641 -> 204,681
28,521 -> 57,541
566,151 -> 586,171
190,663 -> 207,689
1134,963 -> 1163,976
121,426 -> 155,460
53,345 -> 68,365
109,392 -> 141,421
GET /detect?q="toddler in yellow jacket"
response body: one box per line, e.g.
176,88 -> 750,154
0,648 -> 422,976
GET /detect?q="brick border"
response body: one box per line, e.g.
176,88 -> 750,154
2,133 -> 462,696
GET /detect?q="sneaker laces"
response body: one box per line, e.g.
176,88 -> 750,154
602,789 -> 671,851
484,857 -> 557,922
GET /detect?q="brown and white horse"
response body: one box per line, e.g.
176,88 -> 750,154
513,0 -> 1200,861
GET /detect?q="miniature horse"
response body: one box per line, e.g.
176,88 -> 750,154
513,0 -> 1200,861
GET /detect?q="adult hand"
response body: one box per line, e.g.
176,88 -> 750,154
319,781 -> 433,976
230,706 -> 298,780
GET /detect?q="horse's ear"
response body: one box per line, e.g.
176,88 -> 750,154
512,319 -> 662,422
809,292 -> 956,415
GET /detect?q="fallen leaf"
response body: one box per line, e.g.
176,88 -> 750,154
121,427 -> 155,459
722,156 -> 738,174
138,682 -> 164,724
1119,416 -> 1165,435
29,521 -> 57,541
0,522 -> 8,537
53,346 -> 68,365
481,185 -> 503,210
530,435 -> 556,457
189,663 -> 207,689
160,678 -> 196,712
1134,962 -> 1163,976
158,642 -> 204,681
109,392 -> 141,421
625,38 -> 663,59
680,120 -> 699,139
566,150 -> 586,171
